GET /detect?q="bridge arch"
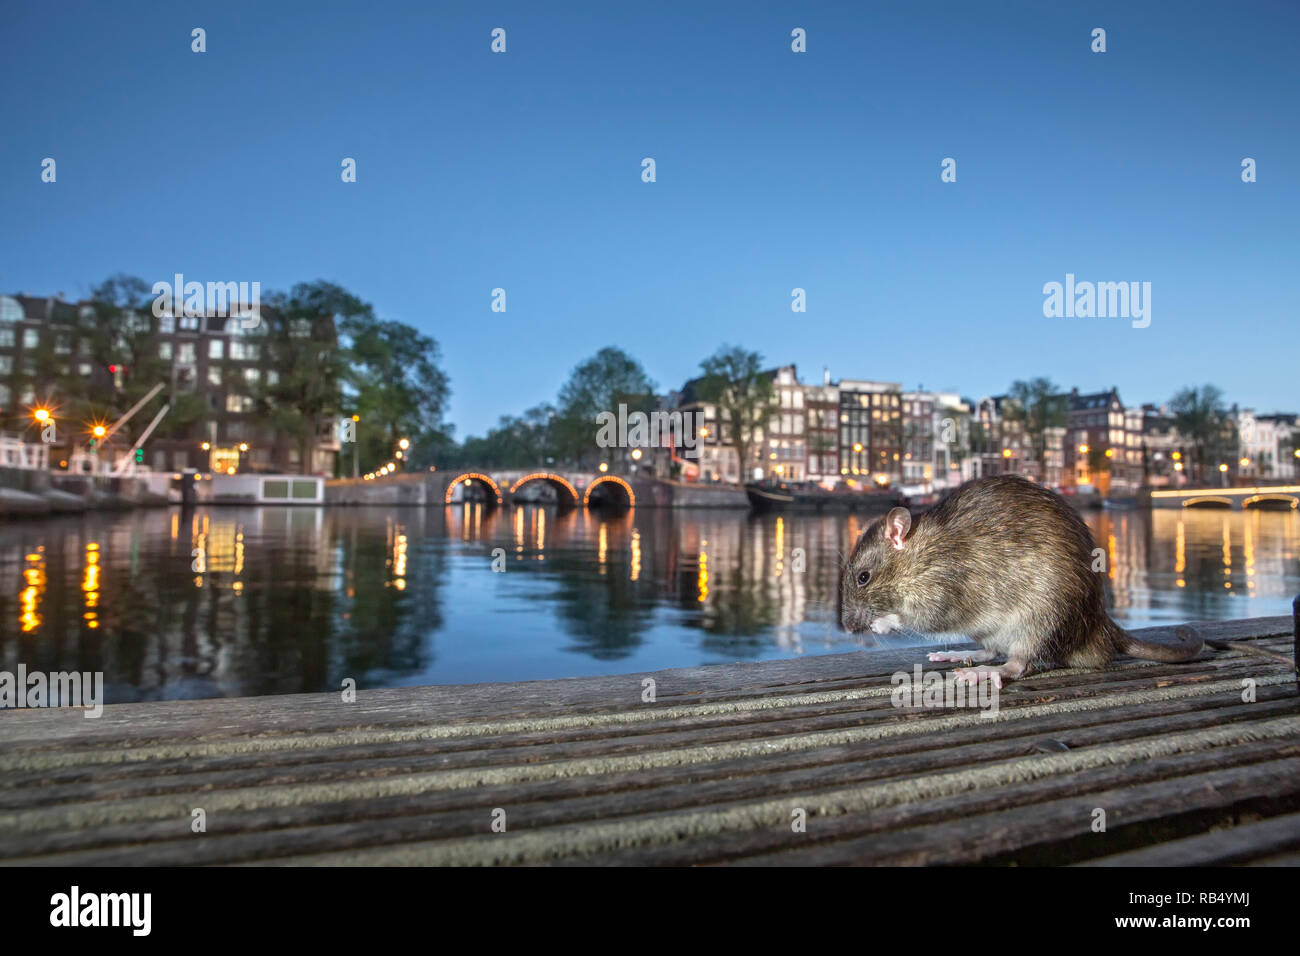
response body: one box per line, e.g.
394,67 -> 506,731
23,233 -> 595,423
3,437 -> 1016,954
1242,493 -> 1299,511
445,472 -> 503,507
584,474 -> 635,509
510,472 -> 579,509
1182,495 -> 1233,509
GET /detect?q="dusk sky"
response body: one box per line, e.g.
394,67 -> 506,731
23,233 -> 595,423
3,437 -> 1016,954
2,0 -> 1296,437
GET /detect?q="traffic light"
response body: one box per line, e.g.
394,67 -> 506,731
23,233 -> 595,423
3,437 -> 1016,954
88,438 -> 97,449
134,448 -> 144,463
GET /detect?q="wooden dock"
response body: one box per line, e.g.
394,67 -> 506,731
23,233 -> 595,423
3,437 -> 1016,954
1,615 -> 1297,866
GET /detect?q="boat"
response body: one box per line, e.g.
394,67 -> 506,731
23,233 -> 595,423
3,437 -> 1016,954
1102,495 -> 1139,510
143,470 -> 327,505
744,482 -> 795,512
1060,483 -> 1103,511
745,481 -> 906,515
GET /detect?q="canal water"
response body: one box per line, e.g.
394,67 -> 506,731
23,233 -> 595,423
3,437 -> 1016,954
1,504 -> 1297,703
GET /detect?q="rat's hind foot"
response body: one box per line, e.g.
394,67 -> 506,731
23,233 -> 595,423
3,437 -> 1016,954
928,648 -> 995,663
952,659 -> 1030,689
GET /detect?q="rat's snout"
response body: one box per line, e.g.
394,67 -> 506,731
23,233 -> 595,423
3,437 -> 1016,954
839,601 -> 874,634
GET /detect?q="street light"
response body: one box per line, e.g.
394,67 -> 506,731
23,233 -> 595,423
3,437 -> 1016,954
33,408 -> 50,424
1078,444 -> 1089,455
630,448 -> 642,460
238,443 -> 248,452
350,415 -> 361,478
201,441 -> 211,451
92,425 -> 106,438
398,438 -> 410,451
599,462 -> 609,473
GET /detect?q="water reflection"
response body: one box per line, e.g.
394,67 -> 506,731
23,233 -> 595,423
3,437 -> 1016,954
0,504 -> 1295,703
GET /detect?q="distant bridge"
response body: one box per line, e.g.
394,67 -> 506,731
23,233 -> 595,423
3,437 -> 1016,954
331,467 -> 647,510
1149,485 -> 1300,511
441,468 -> 639,509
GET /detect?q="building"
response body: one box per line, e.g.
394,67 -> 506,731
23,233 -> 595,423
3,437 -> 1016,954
899,388 -> 971,491
670,377 -> 741,483
963,393 -> 1067,487
900,390 -> 936,490
765,365 -> 806,481
1140,403 -> 1183,488
1236,409 -> 1300,480
0,292 -> 341,475
837,379 -> 902,486
931,391 -> 972,490
1122,404 -> 1145,489
1062,387 -> 1142,496
803,370 -> 839,485
966,395 -> 1026,481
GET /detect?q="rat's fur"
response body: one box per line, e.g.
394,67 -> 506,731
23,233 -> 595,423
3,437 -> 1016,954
839,475 -> 1201,684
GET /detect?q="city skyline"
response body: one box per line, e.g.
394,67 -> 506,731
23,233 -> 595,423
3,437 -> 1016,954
2,1 -> 1296,436
4,285 -> 1294,442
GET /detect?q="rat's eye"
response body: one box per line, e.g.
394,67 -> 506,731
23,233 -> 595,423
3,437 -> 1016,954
856,569 -> 872,588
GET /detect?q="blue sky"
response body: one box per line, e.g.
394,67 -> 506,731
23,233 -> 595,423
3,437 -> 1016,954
2,0 -> 1296,436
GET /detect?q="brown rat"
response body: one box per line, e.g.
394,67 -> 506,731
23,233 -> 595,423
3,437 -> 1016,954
839,474 -> 1203,686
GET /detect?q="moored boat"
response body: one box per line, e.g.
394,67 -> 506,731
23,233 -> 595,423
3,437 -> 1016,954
744,482 -> 795,511
745,481 -> 905,515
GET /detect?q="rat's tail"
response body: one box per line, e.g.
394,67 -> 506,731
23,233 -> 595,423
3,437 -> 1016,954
1108,620 -> 1204,662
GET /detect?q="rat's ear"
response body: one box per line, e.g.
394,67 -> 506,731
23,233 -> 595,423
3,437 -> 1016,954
884,507 -> 911,550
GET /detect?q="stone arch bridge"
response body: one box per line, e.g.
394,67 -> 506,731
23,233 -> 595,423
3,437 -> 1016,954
1147,485 -> 1300,511
441,468 -> 641,509
327,467 -> 662,509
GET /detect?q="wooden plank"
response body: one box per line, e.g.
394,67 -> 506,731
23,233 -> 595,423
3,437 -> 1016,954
181,715 -> 1300,865
0,650 -> 1279,794
6,697 -> 1296,865
728,757 -> 1300,867
2,676 -> 1292,819
0,614 -> 1293,866
0,652 -> 1284,796
1080,811 -> 1300,866
2,616 -> 1290,749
